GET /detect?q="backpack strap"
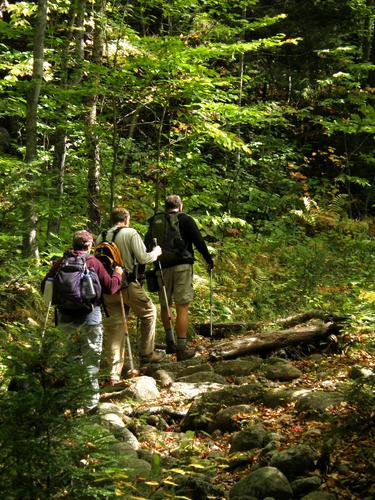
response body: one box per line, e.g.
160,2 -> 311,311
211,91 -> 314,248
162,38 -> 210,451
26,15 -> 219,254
101,227 -> 123,246
112,227 -> 123,243
85,254 -> 96,270
101,227 -> 122,244
111,226 -> 136,280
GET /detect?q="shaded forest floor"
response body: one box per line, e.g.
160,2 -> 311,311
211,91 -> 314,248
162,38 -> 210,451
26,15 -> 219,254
99,321 -> 374,499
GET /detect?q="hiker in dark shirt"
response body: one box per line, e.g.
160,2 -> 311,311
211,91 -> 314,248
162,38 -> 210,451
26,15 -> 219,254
42,230 -> 123,413
145,195 -> 214,361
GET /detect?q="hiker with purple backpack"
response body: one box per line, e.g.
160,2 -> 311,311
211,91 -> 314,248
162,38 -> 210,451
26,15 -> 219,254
41,230 -> 123,414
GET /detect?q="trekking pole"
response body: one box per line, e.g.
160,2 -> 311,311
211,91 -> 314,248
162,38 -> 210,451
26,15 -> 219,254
118,290 -> 139,376
40,277 -> 54,352
209,267 -> 214,341
40,301 -> 51,353
152,238 -> 175,345
135,264 -> 141,340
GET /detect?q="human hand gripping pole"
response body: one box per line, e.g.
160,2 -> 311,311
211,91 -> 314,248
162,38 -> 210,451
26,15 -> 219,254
152,238 -> 176,346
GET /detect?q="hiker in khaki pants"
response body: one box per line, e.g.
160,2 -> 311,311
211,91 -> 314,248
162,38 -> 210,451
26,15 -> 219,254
97,208 -> 163,386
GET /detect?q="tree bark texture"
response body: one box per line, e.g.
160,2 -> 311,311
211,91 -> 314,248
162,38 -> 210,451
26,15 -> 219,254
86,0 -> 106,232
22,0 -> 47,258
209,321 -> 337,360
47,0 -> 87,238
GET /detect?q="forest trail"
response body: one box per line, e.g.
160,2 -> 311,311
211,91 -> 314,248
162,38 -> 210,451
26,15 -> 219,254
95,318 -> 374,499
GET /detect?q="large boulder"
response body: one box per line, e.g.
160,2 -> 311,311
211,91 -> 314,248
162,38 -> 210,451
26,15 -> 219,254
229,466 -> 293,500
263,358 -> 303,381
181,383 -> 264,431
209,404 -> 256,433
230,425 -> 267,452
270,445 -> 317,479
121,375 -> 160,401
295,391 -> 344,412
214,357 -> 263,377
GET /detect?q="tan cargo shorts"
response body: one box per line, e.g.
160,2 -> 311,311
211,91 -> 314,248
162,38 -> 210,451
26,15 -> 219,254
157,263 -> 194,306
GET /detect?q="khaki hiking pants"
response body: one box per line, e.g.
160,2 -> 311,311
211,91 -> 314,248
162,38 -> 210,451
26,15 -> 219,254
102,282 -> 156,380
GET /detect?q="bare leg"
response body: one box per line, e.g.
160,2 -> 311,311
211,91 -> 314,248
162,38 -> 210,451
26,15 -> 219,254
171,303 -> 195,361
175,303 -> 189,339
161,303 -> 190,338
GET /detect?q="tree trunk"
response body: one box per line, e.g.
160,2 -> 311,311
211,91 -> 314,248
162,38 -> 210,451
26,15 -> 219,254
196,311 -> 337,339
22,0 -> 47,258
47,0 -> 86,239
86,0 -> 106,232
154,106 -> 167,212
209,321 -> 338,360
224,6 -> 246,214
87,97 -> 101,232
367,0 -> 375,86
46,128 -> 66,237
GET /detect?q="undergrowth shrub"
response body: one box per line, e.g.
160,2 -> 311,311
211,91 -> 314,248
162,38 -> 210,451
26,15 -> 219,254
0,322 -> 112,498
190,217 -> 375,325
0,261 -> 158,499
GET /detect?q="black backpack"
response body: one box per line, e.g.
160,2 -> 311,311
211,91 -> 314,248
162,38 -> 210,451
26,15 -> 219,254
52,252 -> 102,312
148,212 -> 192,266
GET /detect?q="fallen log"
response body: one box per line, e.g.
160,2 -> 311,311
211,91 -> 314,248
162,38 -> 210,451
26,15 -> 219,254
196,310 -> 344,339
209,321 -> 338,360
268,310 -> 337,329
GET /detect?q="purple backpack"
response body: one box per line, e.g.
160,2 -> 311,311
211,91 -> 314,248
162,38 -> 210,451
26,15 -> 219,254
52,252 -> 101,312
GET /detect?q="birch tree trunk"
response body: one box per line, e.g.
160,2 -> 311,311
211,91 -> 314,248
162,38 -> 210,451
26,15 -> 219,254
22,0 -> 47,258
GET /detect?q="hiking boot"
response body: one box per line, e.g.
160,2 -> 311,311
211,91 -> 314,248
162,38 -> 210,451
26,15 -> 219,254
176,348 -> 196,362
140,351 -> 166,366
166,341 -> 177,354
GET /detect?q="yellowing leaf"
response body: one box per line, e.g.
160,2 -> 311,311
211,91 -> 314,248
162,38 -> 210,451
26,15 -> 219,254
169,468 -> 186,475
360,291 -> 375,302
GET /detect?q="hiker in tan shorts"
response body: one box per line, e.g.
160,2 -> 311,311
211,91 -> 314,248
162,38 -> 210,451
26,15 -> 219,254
145,195 -> 214,361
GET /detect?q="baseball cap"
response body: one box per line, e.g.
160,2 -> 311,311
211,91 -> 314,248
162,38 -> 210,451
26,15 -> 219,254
72,230 -> 94,248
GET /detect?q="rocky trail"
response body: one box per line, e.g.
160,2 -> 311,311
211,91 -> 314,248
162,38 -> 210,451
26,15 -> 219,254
93,317 -> 374,499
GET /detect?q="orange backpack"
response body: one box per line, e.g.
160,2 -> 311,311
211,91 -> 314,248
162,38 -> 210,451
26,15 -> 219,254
94,228 -> 124,275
